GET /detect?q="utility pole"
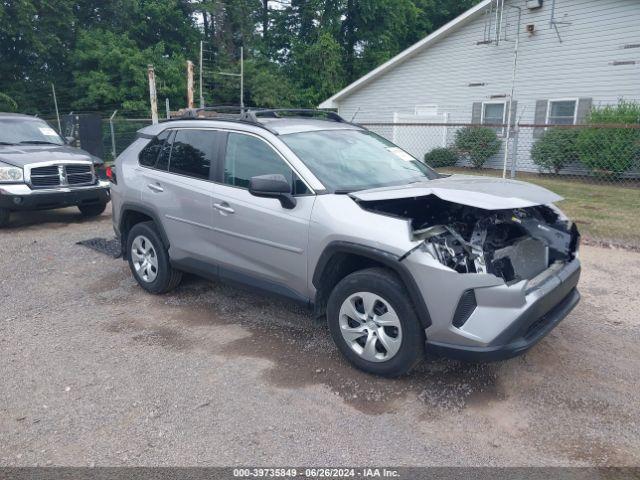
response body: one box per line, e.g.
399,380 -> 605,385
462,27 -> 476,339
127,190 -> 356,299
187,60 -> 195,109
51,83 -> 61,133
166,98 -> 170,119
240,46 -> 244,110
109,110 -> 118,159
199,41 -> 204,108
147,65 -> 159,125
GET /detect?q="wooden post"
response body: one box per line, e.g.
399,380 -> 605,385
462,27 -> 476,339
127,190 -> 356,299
187,60 -> 195,109
147,65 -> 159,125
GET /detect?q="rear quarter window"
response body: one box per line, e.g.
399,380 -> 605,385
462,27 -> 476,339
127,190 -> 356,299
139,130 -> 171,169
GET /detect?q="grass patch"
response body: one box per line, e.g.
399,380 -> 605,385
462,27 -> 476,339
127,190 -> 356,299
438,167 -> 640,248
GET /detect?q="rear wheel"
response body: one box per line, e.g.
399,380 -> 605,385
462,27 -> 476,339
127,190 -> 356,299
327,267 -> 425,377
78,203 -> 107,217
0,208 -> 9,228
127,221 -> 181,294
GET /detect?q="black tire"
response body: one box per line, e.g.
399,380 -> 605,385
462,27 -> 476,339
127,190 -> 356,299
327,267 -> 425,377
78,203 -> 107,217
126,221 -> 182,294
0,208 -> 9,228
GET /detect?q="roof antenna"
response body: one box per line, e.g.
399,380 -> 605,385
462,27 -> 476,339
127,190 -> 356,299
350,107 -> 361,122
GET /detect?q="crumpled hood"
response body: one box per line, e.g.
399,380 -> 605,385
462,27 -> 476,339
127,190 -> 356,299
350,174 -> 563,210
0,144 -> 102,167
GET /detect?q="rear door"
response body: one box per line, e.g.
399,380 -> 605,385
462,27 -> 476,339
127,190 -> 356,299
210,131 -> 315,301
139,128 -> 222,263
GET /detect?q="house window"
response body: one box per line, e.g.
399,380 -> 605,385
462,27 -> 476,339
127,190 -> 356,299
547,100 -> 577,125
482,102 -> 506,134
482,102 -> 506,125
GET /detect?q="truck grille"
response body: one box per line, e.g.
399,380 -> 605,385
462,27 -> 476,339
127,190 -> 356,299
29,164 -> 95,189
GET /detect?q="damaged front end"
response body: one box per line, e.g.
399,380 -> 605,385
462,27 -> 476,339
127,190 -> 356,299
357,195 -> 580,284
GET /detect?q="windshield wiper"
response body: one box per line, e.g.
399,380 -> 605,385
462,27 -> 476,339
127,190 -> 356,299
19,140 -> 62,145
0,141 -> 16,145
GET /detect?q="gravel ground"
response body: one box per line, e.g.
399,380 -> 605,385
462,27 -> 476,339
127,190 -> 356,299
1,206 -> 639,467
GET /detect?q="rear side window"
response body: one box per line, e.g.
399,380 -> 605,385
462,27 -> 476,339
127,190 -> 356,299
169,129 -> 217,180
139,130 -> 170,168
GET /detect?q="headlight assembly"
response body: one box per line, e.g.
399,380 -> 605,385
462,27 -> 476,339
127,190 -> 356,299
0,161 -> 24,183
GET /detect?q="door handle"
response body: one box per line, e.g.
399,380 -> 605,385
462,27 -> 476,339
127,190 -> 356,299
213,202 -> 235,214
147,183 -> 164,193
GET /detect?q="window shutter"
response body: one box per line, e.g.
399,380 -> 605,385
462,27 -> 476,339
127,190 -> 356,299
533,99 -> 548,138
471,102 -> 482,124
576,98 -> 593,125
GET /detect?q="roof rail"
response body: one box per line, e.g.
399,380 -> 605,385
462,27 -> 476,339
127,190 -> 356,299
246,109 -> 348,123
171,106 -> 353,134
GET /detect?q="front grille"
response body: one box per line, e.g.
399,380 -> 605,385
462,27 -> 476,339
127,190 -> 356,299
452,289 -> 477,328
29,164 -> 95,189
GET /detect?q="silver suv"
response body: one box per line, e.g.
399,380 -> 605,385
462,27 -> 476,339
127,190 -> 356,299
111,109 -> 580,377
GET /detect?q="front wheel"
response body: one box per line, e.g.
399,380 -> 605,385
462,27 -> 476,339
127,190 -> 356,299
327,267 -> 425,377
78,203 -> 107,217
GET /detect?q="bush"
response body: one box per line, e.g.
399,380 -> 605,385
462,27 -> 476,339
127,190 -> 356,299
531,128 -> 580,174
424,147 -> 459,168
576,101 -> 640,177
454,126 -> 501,168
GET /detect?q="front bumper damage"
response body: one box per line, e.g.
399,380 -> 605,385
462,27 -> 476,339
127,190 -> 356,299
403,247 -> 580,361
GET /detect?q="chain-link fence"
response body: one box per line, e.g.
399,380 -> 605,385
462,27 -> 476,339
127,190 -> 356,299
361,121 -> 640,248
360,122 -> 640,184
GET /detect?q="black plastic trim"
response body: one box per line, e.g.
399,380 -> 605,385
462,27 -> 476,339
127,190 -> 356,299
118,203 -> 171,255
312,241 -> 432,328
171,257 -> 310,308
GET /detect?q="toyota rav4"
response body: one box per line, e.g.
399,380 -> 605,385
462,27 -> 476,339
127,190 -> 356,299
110,109 -> 580,376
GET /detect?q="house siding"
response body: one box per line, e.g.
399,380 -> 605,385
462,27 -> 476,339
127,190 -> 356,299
334,0 -> 640,173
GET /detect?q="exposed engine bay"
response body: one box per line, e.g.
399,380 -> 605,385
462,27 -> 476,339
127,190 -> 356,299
357,196 -> 580,283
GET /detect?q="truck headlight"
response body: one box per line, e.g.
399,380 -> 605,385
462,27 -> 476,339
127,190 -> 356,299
0,162 -> 23,183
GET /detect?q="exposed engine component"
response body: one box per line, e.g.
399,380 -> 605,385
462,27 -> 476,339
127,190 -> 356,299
357,195 -> 579,283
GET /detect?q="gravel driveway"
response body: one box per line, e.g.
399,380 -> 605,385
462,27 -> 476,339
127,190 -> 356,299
1,207 -> 639,467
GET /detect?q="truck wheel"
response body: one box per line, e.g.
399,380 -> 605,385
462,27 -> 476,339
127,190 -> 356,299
126,221 -> 182,294
0,208 -> 9,228
78,203 -> 107,217
327,267 -> 425,377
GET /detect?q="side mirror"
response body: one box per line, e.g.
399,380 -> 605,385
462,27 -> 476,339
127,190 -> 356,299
65,136 -> 76,145
249,174 -> 296,209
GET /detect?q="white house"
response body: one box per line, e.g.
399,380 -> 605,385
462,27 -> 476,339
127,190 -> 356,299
319,0 -> 640,173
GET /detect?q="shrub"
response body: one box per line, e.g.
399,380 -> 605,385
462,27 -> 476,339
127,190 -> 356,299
576,101 -> 640,177
454,126 -> 501,168
531,128 -> 580,174
424,147 -> 459,168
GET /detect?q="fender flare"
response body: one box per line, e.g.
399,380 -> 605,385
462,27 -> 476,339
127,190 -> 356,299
312,241 -> 432,328
119,203 -> 170,254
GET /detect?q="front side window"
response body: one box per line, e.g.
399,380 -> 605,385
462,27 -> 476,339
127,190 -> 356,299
168,129 -> 217,180
0,119 -> 64,146
223,132 -> 307,193
482,102 -> 506,126
548,100 -> 577,125
280,129 -> 438,192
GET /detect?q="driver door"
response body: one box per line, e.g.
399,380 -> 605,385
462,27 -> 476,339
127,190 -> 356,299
210,131 -> 315,302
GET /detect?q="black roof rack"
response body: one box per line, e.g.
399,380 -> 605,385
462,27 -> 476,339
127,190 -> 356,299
171,106 -> 354,135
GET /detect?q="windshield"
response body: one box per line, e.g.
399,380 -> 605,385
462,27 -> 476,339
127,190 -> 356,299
0,119 -> 64,146
281,129 -> 438,192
